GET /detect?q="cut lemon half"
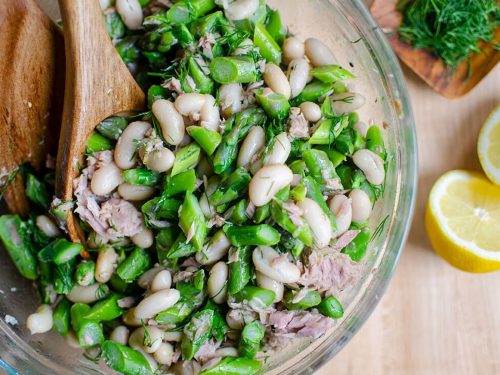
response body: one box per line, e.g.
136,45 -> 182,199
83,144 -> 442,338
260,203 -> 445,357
478,105 -> 500,185
426,170 -> 500,273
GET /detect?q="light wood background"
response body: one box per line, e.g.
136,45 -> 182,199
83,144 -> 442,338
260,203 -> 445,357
319,64 -> 500,375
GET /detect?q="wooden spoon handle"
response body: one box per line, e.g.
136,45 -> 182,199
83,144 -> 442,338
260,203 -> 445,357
56,0 -> 145,199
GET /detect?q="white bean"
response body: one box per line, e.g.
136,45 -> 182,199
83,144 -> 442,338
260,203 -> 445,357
110,326 -> 130,346
226,309 -> 257,330
350,189 -> 372,223
116,0 -> 143,30
134,289 -> 180,320
297,198 -> 332,248
304,38 -> 338,66
219,83 -> 244,118
288,59 -> 310,98
152,99 -> 185,146
249,164 -> 293,206
354,121 -> 369,138
256,271 -> 284,302
151,270 -> 172,292
123,308 -> 143,327
35,215 -> 61,237
144,147 -> 175,173
132,326 -> 164,353
331,92 -> 366,114
237,126 -> 265,168
195,231 -> 231,265
174,93 -> 206,116
132,228 -> 154,248
118,183 -> 156,201
90,162 -> 123,196
225,0 -> 259,20
67,284 -> 106,304
214,347 -> 239,358
26,305 -> 53,334
352,149 -> 385,185
282,37 -> 305,65
200,95 -> 220,132
154,342 -> 174,365
135,348 -> 158,372
164,331 -> 183,342
233,38 -> 254,56
115,121 -> 151,169
263,132 -> 291,165
299,102 -> 322,123
252,246 -> 300,283
329,195 -> 352,236
207,261 -> 228,304
95,246 -> 118,283
264,63 -> 291,99
138,266 -> 163,289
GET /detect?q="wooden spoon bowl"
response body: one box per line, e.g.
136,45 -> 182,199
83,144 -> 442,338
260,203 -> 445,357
0,0 -> 64,216
56,0 -> 145,242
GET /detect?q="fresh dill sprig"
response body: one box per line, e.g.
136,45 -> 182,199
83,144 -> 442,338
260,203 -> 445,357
398,0 -> 500,70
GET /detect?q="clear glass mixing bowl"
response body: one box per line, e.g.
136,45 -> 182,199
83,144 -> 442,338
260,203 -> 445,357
0,0 -> 417,373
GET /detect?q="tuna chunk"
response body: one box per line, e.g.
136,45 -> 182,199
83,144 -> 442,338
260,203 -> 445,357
266,310 -> 334,340
100,198 -> 144,238
288,107 -> 309,139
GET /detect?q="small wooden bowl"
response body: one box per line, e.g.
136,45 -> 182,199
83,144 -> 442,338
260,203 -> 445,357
370,0 -> 500,98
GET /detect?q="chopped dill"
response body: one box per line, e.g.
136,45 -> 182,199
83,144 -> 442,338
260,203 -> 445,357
370,214 -> 389,243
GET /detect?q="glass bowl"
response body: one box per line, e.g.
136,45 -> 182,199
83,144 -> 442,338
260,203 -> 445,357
0,0 -> 417,373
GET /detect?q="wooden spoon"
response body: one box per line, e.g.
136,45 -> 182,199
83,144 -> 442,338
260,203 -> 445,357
0,0 -> 64,216
56,0 -> 145,242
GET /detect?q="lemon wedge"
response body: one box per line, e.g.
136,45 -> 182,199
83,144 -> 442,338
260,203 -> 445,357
426,170 -> 500,273
478,105 -> 500,185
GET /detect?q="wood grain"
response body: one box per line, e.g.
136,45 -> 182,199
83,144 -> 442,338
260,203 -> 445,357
370,0 -> 500,99
55,0 -> 145,242
0,0 -> 64,216
319,64 -> 500,375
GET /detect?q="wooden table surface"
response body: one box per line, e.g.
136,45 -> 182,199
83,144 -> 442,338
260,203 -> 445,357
319,64 -> 500,375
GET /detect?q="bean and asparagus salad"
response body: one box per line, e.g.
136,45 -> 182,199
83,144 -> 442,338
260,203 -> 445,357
0,0 -> 388,374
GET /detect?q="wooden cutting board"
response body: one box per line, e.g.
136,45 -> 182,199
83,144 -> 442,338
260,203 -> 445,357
319,64 -> 500,375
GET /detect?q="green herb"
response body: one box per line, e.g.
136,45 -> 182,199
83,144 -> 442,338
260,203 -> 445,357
398,0 -> 500,70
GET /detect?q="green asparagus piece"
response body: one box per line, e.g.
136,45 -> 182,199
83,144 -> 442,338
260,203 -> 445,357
213,108 -> 266,174
53,298 -> 71,336
202,300 -> 228,341
147,85 -> 168,109
54,260 -> 76,294
341,229 -> 370,261
290,184 -> 306,201
310,65 -> 355,83
255,89 -> 290,120
270,201 -> 313,246
281,230 -> 305,257
167,0 -> 216,25
104,11 -> 126,40
253,23 -> 281,64
166,232 -> 197,259
199,356 -> 262,375
181,309 -> 215,360
335,128 -> 365,156
173,24 -> 195,47
302,149 -> 341,189
179,192 -> 207,250
75,260 -> 96,287
84,293 -> 125,321
228,246 -> 252,295
164,169 -> 197,198
239,321 -> 265,359
123,169 -> 160,186
155,280 -> 205,324
291,80 -> 333,106
86,132 -> 113,154
253,203 -> 270,223
142,196 -> 182,223
96,116 -> 128,140
38,261 -> 54,304
38,238 -> 83,265
210,56 -> 258,84
0,215 -> 38,280
188,56 -> 214,94
209,167 -> 251,206
318,146 -> 347,167
228,199 -> 250,225
265,9 -> 286,45
235,286 -> 275,310
116,248 -> 152,283
192,11 -> 224,37
25,174 -> 50,210
187,126 -> 222,156
224,224 -> 280,246
317,295 -> 344,319
366,125 -> 387,160
102,341 -> 153,375
309,115 -> 349,145
155,227 -> 177,265
115,37 -> 141,65
70,303 -> 105,349
289,159 -> 308,175
171,143 -> 201,176
194,269 -> 206,291
283,289 -> 321,310
109,274 -> 129,294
